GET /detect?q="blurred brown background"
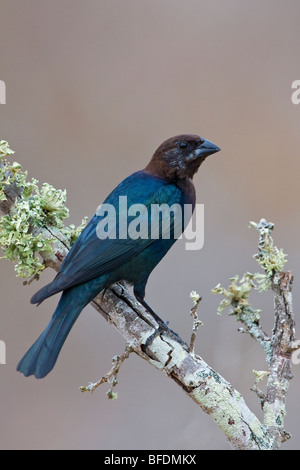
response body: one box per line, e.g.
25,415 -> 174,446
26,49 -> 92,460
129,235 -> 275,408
1,0 -> 300,450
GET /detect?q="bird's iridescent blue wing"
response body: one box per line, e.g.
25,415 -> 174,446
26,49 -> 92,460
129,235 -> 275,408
31,171 -> 184,302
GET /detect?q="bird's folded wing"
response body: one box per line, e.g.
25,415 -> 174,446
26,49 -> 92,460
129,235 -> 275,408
46,173 -> 183,293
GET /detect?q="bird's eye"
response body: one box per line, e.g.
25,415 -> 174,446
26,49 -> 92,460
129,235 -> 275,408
178,141 -> 188,149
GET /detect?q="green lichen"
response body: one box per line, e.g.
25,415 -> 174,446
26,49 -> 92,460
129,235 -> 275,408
0,141 -> 20,200
212,220 -> 287,318
250,219 -> 287,280
61,216 -> 89,246
211,273 -> 259,316
196,367 -> 222,384
263,402 -> 277,427
106,390 -> 118,400
0,140 -> 15,158
253,369 -> 270,383
0,141 -> 88,278
190,375 -> 271,449
190,290 -> 200,306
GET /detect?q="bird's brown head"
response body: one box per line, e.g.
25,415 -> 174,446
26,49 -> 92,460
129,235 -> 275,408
145,134 -> 220,181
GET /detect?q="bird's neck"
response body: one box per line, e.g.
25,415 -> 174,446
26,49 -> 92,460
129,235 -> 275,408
143,168 -> 196,207
144,161 -> 177,181
175,177 -> 196,207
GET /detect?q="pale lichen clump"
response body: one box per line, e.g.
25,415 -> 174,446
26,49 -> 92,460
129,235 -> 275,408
0,141 -> 87,278
211,273 -> 258,316
190,290 -> 201,306
250,220 -> 287,277
211,219 -> 287,318
61,216 -> 89,246
0,140 -> 15,159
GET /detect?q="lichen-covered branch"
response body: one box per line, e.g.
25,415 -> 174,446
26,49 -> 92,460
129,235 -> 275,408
0,140 -> 87,277
0,142 -> 297,450
212,219 -> 298,448
264,271 -> 295,446
87,282 -> 274,450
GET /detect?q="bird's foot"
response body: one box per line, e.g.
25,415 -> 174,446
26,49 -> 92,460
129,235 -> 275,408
141,320 -> 188,358
134,296 -> 188,354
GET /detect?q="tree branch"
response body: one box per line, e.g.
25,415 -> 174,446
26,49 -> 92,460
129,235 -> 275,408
264,271 -> 295,446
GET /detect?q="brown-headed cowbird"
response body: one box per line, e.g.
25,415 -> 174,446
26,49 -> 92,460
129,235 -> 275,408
17,134 -> 220,378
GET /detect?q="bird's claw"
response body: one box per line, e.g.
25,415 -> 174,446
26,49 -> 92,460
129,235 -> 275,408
141,321 -> 188,360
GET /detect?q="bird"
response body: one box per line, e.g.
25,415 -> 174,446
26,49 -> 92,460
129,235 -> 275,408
17,134 -> 220,378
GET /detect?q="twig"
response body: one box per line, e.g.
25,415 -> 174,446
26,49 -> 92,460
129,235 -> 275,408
80,344 -> 133,396
189,291 -> 203,355
251,370 -> 269,407
22,273 -> 40,286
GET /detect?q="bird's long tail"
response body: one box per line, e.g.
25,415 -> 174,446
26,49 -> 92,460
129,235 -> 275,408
17,277 -> 108,379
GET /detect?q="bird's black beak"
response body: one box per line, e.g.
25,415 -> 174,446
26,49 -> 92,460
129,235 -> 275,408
194,139 -> 221,158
